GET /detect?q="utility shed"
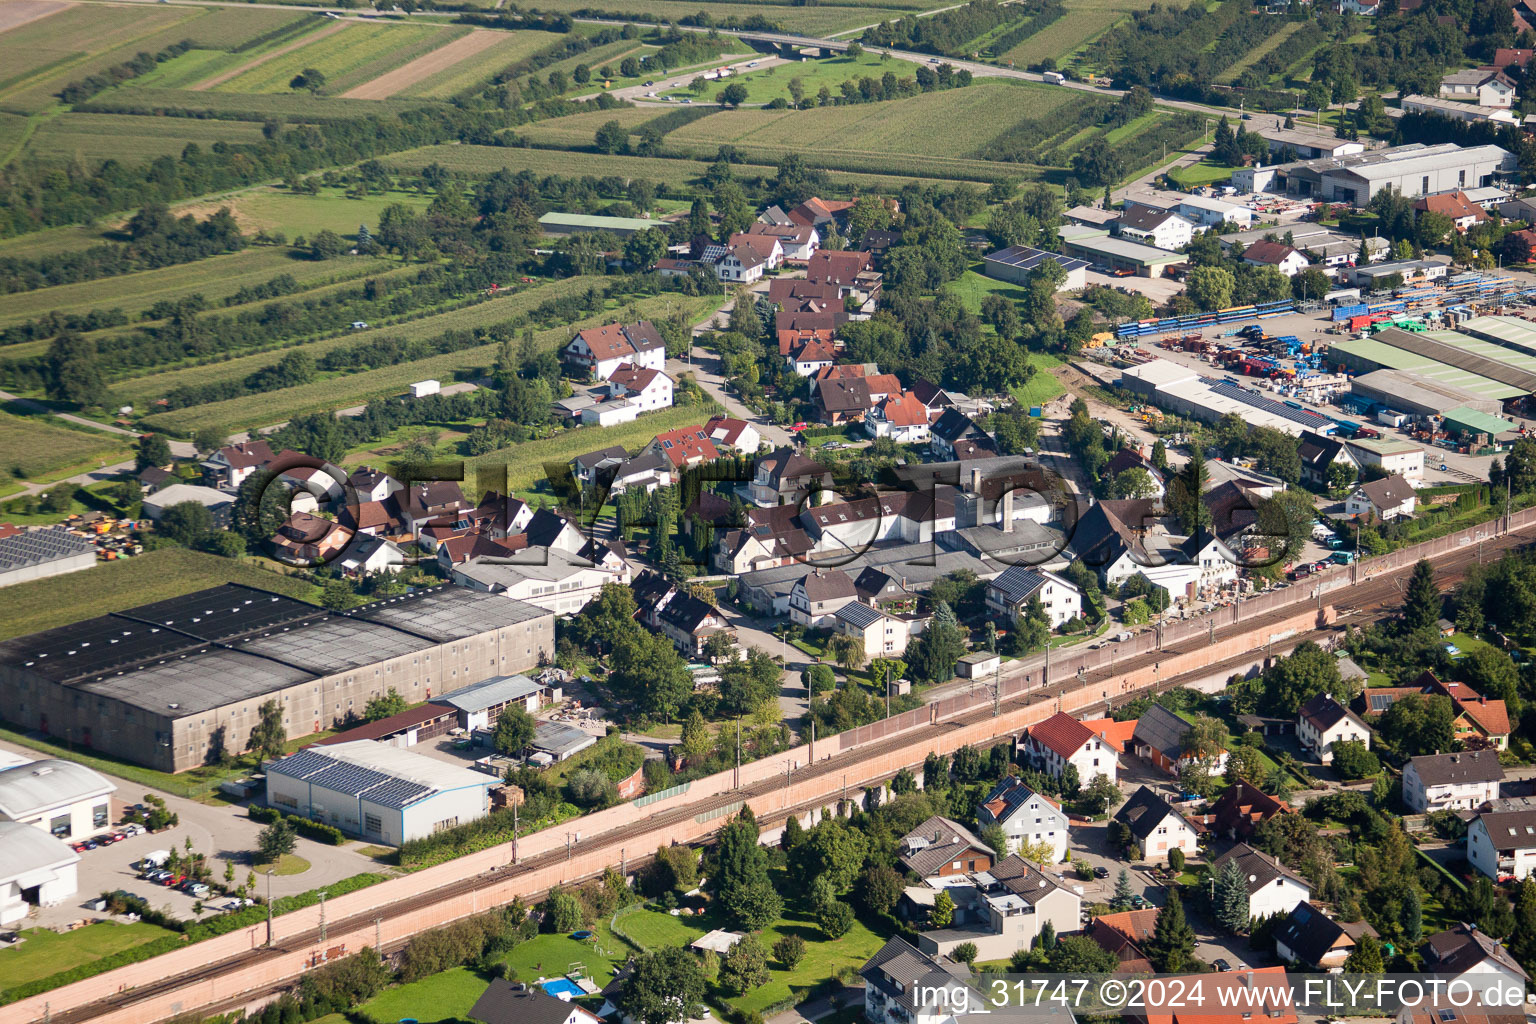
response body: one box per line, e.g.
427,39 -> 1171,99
1443,406 -> 1518,438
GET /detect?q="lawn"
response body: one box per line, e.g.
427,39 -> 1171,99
1166,159 -> 1238,189
0,411 -> 132,486
170,186 -> 435,243
0,546 -> 318,641
661,52 -> 922,106
0,922 -> 178,990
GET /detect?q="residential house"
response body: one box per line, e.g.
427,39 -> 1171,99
562,321 -> 666,381
985,566 -> 1082,630
860,936 -> 973,1024
789,197 -> 855,230
336,535 -> 405,576
930,408 -> 991,460
598,364 -> 673,413
914,854 -> 1081,963
1423,923 -> 1530,999
807,249 -> 881,303
643,426 -> 720,470
1456,696 -> 1512,750
704,416 -> 761,454
606,450 -> 673,495
789,338 -> 838,377
1415,190 -> 1492,231
201,440 -> 274,490
1439,68 -> 1517,107
1086,908 -> 1159,973
1298,431 -> 1355,488
1340,0 -> 1379,13
867,391 -> 934,443
750,448 -> 832,506
788,568 -> 859,627
398,481 -> 470,534
747,220 -> 819,261
1493,48 -> 1535,70
816,376 -> 878,425
270,511 -> 353,565
1242,239 -> 1310,277
1104,448 -> 1166,499
1131,704 -> 1228,778
832,601 -> 910,658
1468,808 -> 1536,880
570,446 -> 631,488
713,505 -> 813,574
1116,207 -> 1196,251
975,775 -> 1070,862
727,232 -> 783,270
468,980 -> 603,1024
898,816 -> 994,878
1201,779 -> 1291,840
1297,692 -> 1371,764
1210,843 -> 1311,921
1273,903 -> 1377,970
654,592 -> 734,659
1402,750 -> 1504,812
1124,969 -> 1296,1024
136,466 -> 173,495
1019,711 -> 1119,785
1346,474 -> 1416,519
1112,785 -> 1199,861
713,242 -> 767,284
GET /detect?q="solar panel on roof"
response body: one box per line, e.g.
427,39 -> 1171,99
1202,378 -> 1334,429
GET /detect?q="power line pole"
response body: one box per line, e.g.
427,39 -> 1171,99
265,870 -> 275,948
318,890 -> 327,947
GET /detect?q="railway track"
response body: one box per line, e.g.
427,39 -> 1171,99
36,524 -> 1532,1024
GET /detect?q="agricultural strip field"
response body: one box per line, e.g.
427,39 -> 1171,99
383,143 -> 961,190
342,30 -> 506,100
0,2 -> 198,114
394,30 -> 557,99
477,0 -> 920,35
0,1 -> 73,35
0,247 -> 395,328
1214,20 -> 1303,85
660,52 -> 921,105
0,547 -> 320,640
21,111 -> 267,164
107,275 -> 608,409
79,87 -> 435,121
138,292 -> 720,437
189,21 -> 344,92
0,411 -> 132,485
214,21 -> 450,95
515,105 -> 675,147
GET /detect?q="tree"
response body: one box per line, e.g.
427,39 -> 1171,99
547,890 -> 585,932
319,578 -> 353,611
1081,774 -> 1121,814
773,934 -> 806,969
258,819 -> 296,862
158,501 -> 213,547
1145,889 -> 1196,971
952,942 -> 979,966
622,948 -> 707,1024
1168,847 -> 1185,873
1403,559 -> 1440,632
1330,740 -> 1380,779
309,230 -> 345,260
679,710 -> 712,764
931,889 -> 955,928
1462,877 -> 1515,938
1185,265 -> 1235,312
979,823 -> 1009,860
1257,640 -> 1345,715
718,82 -> 749,107
290,67 -> 325,92
819,900 -> 854,938
1224,746 -> 1268,786
136,433 -> 173,471
858,864 -> 904,916
719,934 -> 770,995
595,120 -> 629,154
1169,448 -> 1211,535
829,633 -> 867,672
363,689 -> 407,722
1212,857 -> 1251,934
790,818 -> 868,895
1377,694 -> 1456,758
620,55 -> 641,77
45,331 -> 106,407
247,699 -> 286,760
1111,869 -> 1134,911
1344,934 -> 1386,973
711,807 -> 782,930
1048,935 -> 1118,973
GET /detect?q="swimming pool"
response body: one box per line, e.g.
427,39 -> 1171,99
541,979 -> 584,998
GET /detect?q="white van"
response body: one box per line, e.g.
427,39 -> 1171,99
138,850 -> 171,871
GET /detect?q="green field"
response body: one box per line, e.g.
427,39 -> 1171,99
516,106 -> 672,148
215,21 -> 446,95
170,186 -> 435,241
1214,19 -> 1304,85
0,923 -> 179,990
661,52 -> 922,105
0,411 -> 133,486
23,112 -> 268,164
467,401 -> 724,494
0,246 -> 394,329
139,292 -> 718,436
395,30 -> 559,99
111,275 -> 605,408
80,86 -> 436,121
0,546 -> 320,640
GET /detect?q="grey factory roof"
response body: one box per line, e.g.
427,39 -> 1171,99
269,739 -> 493,809
346,584 -> 549,640
0,526 -> 95,572
0,759 -> 114,819
0,821 -> 79,884
142,484 -> 235,514
533,720 -> 597,758
451,547 -> 606,588
1351,368 -> 1497,416
434,674 -> 540,713
740,541 -> 999,597
0,584 -> 549,719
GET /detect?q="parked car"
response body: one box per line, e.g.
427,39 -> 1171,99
1214,959 -> 1232,972
1093,866 -> 1110,878
162,874 -> 185,887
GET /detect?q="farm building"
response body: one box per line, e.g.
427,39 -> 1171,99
539,212 -> 657,236
265,739 -> 498,844
0,526 -> 97,589
0,584 -> 555,773
982,245 -> 1090,289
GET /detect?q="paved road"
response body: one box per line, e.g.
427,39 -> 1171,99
670,283 -> 795,449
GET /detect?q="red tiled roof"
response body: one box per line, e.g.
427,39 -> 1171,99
1494,48 -> 1535,69
876,391 -> 929,427
1080,717 -> 1139,753
1413,191 -> 1488,223
807,249 -> 873,286
214,440 -> 275,469
1243,239 -> 1300,265
1459,697 -> 1512,737
650,426 -> 719,467
1028,711 -> 1097,759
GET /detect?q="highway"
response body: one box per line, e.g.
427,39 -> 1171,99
32,512 -> 1536,1024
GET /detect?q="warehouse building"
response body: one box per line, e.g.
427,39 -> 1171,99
0,759 -> 115,839
538,212 -> 657,237
0,821 -> 79,925
1255,143 -> 1516,205
265,739 -> 498,844
0,584 -> 555,773
1349,369 -> 1504,418
1346,436 -> 1426,482
1327,338 -> 1526,404
1059,227 -> 1186,278
982,245 -> 1090,290
0,526 -> 97,590
1118,360 -> 1334,436
140,484 -> 236,526
433,674 -> 560,732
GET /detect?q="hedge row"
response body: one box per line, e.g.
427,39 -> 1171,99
247,805 -> 346,845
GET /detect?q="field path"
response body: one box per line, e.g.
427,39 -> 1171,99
0,0 -> 71,34
190,19 -> 344,91
341,27 -> 498,99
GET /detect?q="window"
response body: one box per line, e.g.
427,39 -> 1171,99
1422,176 -> 1430,195
50,813 -> 71,838
93,804 -> 109,828
1459,170 -> 1467,187
274,793 -> 298,809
